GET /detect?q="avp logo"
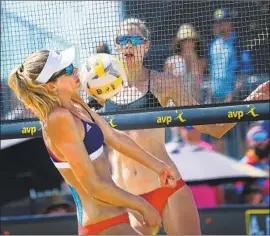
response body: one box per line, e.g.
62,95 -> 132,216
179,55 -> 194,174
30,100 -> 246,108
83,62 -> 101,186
174,110 -> 186,123
157,110 -> 186,125
246,105 -> 259,118
228,105 -> 259,120
157,116 -> 172,125
21,126 -> 37,135
107,117 -> 117,128
228,110 -> 244,120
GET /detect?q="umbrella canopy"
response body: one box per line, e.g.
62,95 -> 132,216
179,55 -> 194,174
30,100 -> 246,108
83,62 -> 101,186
166,141 -> 269,185
1,138 -> 33,150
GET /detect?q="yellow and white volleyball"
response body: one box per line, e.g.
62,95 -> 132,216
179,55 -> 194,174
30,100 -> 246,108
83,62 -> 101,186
80,53 -> 127,100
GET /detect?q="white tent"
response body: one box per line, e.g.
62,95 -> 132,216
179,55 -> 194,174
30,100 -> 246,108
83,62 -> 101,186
166,141 -> 269,184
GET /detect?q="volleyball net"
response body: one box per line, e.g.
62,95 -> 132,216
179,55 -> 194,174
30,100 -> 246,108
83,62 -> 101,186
1,1 -> 269,139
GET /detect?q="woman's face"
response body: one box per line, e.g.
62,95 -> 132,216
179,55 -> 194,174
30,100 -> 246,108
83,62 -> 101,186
116,24 -> 150,70
246,192 -> 263,205
47,64 -> 80,95
181,39 -> 196,51
213,21 -> 232,37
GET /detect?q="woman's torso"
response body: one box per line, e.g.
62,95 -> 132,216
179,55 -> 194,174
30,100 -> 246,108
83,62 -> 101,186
43,103 -> 126,226
104,70 -> 182,195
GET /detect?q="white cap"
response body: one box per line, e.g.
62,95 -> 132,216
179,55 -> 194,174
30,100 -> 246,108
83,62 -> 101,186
36,46 -> 75,84
176,24 -> 198,41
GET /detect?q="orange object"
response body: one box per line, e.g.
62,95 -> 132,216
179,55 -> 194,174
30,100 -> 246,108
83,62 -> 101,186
140,179 -> 186,215
78,213 -> 129,235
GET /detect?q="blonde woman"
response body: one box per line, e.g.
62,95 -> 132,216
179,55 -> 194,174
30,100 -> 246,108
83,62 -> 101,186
94,18 -> 269,235
8,47 -> 177,235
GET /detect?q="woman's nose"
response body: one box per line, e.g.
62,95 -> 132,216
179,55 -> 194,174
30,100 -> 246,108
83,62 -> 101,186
124,41 -> 133,48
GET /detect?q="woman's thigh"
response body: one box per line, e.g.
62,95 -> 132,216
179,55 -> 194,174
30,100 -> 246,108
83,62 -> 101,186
99,223 -> 140,235
162,185 -> 201,235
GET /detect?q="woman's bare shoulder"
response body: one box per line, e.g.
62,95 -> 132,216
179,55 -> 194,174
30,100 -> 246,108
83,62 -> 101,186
47,107 -> 73,127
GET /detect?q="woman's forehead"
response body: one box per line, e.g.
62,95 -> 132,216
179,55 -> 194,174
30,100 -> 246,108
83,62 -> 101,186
119,24 -> 142,35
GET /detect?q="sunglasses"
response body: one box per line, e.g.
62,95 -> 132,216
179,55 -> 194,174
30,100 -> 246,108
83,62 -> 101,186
116,35 -> 146,46
252,131 -> 268,142
48,64 -> 74,83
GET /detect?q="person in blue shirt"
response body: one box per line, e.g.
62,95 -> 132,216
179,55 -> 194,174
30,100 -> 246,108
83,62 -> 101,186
209,8 -> 254,102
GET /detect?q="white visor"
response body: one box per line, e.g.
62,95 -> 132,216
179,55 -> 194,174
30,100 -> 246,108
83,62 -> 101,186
36,46 -> 75,84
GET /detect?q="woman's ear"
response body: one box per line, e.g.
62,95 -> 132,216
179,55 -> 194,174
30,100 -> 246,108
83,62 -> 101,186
45,82 -> 58,94
144,40 -> 151,53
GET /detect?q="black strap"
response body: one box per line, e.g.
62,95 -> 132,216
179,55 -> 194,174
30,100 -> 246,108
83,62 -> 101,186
147,70 -> 151,91
83,105 -> 95,122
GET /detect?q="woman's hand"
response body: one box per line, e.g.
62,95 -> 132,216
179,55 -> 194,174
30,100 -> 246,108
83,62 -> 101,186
140,201 -> 162,228
245,80 -> 270,101
155,163 -> 177,188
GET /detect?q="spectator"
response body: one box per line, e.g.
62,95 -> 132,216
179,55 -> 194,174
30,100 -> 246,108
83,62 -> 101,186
236,120 -> 270,205
238,183 -> 264,205
209,8 -> 254,103
164,23 -> 207,103
178,126 -> 215,151
42,195 -> 75,215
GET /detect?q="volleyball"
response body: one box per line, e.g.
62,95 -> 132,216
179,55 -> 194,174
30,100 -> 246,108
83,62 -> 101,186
80,53 -> 127,100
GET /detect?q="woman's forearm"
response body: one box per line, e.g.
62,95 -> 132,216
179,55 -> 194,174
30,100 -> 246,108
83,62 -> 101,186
173,81 -> 237,138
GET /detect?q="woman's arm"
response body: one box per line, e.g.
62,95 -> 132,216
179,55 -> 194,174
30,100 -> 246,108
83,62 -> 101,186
46,108 -> 156,215
164,57 -> 175,74
156,74 -> 269,138
164,56 -> 186,78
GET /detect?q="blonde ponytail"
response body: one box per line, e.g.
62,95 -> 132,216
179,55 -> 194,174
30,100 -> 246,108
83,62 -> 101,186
8,50 -> 61,121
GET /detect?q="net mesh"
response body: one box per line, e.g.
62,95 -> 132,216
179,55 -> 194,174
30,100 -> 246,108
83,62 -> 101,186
1,1 -> 269,121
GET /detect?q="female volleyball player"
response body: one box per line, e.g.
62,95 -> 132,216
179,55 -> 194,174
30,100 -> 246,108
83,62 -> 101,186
7,47 -> 177,235
95,18 -> 270,235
